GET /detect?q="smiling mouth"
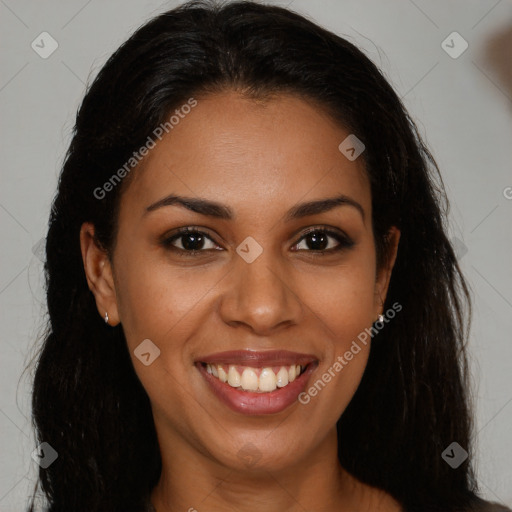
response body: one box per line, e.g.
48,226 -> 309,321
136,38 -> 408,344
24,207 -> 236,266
200,363 -> 309,393
195,349 -> 318,415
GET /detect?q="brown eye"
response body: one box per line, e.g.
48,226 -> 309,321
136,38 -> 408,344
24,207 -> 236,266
293,228 -> 354,253
161,228 -> 221,255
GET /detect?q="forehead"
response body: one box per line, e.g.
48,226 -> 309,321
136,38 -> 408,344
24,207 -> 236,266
119,90 -> 370,222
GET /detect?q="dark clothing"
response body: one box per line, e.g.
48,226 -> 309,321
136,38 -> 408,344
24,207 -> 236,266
142,496 -> 512,512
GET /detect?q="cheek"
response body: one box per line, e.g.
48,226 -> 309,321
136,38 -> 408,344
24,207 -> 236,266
300,254 -> 377,343
114,252 -> 222,347
113,257 -> 221,422
294,247 -> 376,414
303,267 -> 375,374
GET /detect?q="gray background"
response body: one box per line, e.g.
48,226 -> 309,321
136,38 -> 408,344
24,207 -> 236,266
1,0 -> 511,510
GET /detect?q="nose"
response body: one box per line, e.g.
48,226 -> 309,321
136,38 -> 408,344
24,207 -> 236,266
219,251 -> 303,335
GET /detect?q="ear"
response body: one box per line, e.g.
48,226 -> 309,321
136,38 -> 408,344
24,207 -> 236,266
374,226 -> 400,316
79,222 -> 120,326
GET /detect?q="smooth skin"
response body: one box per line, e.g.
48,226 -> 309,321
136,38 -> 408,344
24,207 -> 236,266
81,90 -> 401,512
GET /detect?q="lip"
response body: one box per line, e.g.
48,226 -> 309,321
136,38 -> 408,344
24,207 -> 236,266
196,349 -> 317,367
195,350 -> 319,416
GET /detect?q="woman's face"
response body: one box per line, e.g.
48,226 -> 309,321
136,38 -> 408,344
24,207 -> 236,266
83,90 -> 399,474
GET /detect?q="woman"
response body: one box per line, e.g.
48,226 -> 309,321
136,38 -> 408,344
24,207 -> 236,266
26,1 -> 511,511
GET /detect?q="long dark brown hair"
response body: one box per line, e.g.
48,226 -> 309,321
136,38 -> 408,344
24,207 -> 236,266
26,1 -> 508,511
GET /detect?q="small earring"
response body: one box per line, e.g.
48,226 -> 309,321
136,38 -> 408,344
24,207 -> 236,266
378,314 -> 384,323
104,311 -> 109,324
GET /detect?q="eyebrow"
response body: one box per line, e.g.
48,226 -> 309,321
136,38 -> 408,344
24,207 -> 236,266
144,193 -> 365,222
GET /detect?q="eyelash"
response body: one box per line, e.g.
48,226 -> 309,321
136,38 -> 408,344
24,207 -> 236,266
161,226 -> 354,257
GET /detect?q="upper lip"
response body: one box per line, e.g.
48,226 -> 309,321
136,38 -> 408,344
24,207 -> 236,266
196,349 -> 318,367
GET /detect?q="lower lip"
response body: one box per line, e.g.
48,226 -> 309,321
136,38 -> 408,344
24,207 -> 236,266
197,363 -> 317,415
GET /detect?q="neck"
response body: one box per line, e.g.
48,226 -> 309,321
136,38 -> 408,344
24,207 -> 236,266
149,427 -> 370,512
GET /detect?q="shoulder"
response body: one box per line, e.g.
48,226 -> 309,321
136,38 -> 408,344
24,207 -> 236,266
366,486 -> 404,511
467,499 -> 512,512
404,498 -> 512,512
142,495 -> 156,512
370,491 -> 512,512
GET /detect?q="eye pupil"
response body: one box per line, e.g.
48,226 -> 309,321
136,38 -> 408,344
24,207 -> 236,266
182,232 -> 204,250
306,231 -> 328,251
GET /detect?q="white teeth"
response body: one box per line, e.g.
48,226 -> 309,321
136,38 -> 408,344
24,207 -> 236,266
205,363 -> 306,393
228,365 -> 241,387
259,368 -> 277,392
288,365 -> 297,382
276,367 -> 289,388
218,366 -> 227,383
240,368 -> 259,391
